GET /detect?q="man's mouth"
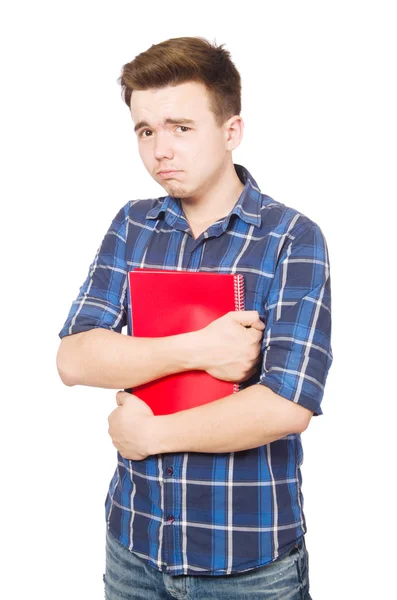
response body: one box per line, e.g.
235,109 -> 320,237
158,170 -> 181,179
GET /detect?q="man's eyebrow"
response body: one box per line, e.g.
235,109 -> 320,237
133,118 -> 196,133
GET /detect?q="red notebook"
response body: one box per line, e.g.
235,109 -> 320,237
128,269 -> 245,415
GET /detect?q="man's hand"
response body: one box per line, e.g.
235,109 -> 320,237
194,310 -> 265,382
107,391 -> 155,461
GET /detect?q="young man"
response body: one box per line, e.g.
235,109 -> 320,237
57,36 -> 332,599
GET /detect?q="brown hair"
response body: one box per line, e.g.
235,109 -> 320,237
117,36 -> 241,127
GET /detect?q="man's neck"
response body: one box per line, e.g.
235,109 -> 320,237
180,163 -> 245,225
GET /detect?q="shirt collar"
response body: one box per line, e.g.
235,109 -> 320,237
145,164 -> 262,228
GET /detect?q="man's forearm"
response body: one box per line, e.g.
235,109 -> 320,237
57,328 -> 199,389
149,383 -> 312,455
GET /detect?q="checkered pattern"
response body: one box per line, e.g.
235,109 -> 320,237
59,164 -> 332,575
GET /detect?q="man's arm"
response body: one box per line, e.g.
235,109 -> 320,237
57,310 -> 264,389
144,383 -> 312,456
57,328 -> 198,389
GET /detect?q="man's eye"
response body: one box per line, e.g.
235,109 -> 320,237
139,126 -> 190,138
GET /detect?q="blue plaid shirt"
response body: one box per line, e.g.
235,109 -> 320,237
59,164 -> 333,576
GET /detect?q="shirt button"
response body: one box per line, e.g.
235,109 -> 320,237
166,515 -> 175,523
166,467 -> 173,476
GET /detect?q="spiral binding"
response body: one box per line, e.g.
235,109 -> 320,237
233,274 -> 245,394
233,274 -> 245,311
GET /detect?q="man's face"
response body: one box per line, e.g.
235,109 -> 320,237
130,81 -> 231,199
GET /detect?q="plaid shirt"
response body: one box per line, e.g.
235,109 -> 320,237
59,164 -> 333,576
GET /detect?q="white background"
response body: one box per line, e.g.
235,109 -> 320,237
1,1 -> 396,598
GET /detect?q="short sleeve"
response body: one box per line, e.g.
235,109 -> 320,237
258,221 -> 333,416
58,203 -> 129,339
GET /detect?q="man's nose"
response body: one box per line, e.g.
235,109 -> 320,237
153,132 -> 174,160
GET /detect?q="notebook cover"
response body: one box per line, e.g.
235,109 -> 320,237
128,269 -> 245,415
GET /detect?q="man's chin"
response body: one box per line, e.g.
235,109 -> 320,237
163,183 -> 187,198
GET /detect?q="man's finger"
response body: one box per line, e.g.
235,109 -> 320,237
116,390 -> 126,406
232,310 -> 259,326
232,311 -> 265,331
250,319 -> 265,331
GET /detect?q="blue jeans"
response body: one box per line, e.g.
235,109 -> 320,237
104,527 -> 312,599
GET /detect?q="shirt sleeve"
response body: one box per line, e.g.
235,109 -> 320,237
58,202 -> 129,339
257,220 -> 333,416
